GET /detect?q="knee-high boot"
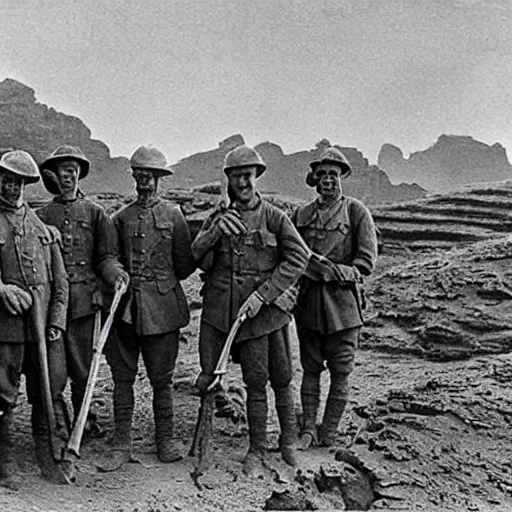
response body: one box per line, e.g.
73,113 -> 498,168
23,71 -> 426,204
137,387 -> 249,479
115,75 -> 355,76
243,386 -> 267,476
274,384 -> 298,466
0,411 -> 19,488
31,405 -> 70,484
299,372 -> 320,448
153,383 -> 182,463
98,381 -> 134,472
319,373 -> 349,446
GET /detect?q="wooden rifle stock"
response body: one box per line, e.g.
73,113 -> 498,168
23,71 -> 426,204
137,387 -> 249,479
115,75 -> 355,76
31,292 -> 61,462
66,280 -> 127,458
189,310 -> 247,484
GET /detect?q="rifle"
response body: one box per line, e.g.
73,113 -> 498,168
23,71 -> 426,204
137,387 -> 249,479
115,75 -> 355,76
31,291 -> 75,484
66,279 -> 127,458
189,310 -> 248,487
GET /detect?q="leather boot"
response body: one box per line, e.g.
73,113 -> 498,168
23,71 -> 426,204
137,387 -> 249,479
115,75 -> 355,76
97,382 -> 134,472
153,384 -> 182,463
243,387 -> 267,478
319,374 -> 349,447
54,393 -> 71,441
31,405 -> 72,484
0,411 -> 20,490
274,385 -> 298,466
299,372 -> 320,450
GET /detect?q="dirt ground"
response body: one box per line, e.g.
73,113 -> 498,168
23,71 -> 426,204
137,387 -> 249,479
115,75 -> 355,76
2,254 -> 512,511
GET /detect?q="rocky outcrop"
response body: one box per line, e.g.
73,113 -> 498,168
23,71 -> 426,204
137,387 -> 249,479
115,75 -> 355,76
172,136 -> 425,205
0,78 -> 133,197
378,135 -> 512,192
372,180 -> 512,252
365,234 -> 512,360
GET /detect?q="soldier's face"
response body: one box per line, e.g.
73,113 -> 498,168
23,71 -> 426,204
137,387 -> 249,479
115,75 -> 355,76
132,168 -> 158,194
56,160 -> 80,196
0,171 -> 24,207
314,163 -> 342,200
227,166 -> 257,204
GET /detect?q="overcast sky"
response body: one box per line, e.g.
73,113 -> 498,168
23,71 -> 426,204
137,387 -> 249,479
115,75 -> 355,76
2,0 -> 511,165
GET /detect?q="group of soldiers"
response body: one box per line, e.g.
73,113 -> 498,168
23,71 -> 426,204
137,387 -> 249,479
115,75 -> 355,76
0,140 -> 378,488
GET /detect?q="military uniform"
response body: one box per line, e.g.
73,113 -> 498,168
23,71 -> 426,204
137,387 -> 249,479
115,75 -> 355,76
292,147 -> 378,446
38,146 -> 125,427
193,145 -> 309,471
0,150 -> 69,485
37,198 -> 123,416
106,146 -> 195,466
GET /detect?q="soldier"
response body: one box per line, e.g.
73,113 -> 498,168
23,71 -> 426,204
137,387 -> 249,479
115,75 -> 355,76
192,145 -> 309,477
104,145 -> 195,469
37,145 -> 128,436
0,150 -> 70,486
291,146 -> 378,449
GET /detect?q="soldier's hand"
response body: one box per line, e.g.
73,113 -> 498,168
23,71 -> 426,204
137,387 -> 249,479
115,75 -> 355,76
333,264 -> 362,283
0,283 -> 33,315
239,291 -> 264,319
115,271 -> 130,290
48,326 -> 62,342
215,210 -> 247,237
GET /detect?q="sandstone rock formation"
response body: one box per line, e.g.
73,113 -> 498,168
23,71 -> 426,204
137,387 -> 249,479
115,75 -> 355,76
0,78 -> 133,197
372,180 -> 512,252
378,135 -> 512,192
172,135 -> 426,205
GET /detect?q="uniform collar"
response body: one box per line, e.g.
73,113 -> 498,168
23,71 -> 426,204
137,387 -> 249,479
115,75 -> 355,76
135,195 -> 161,208
307,195 -> 345,226
54,196 -> 79,204
233,192 -> 262,211
0,196 -> 25,213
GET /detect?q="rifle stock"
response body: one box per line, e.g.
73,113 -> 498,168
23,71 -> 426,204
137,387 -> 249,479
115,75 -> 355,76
189,309 -> 247,482
31,292 -> 61,462
208,311 -> 247,391
66,280 -> 127,458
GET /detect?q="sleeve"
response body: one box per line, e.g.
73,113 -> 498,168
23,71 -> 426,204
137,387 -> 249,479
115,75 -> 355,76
48,239 -> 69,330
289,207 -> 299,226
256,207 -> 310,304
172,207 -> 197,280
350,203 -> 378,277
95,207 -> 126,287
190,210 -> 222,265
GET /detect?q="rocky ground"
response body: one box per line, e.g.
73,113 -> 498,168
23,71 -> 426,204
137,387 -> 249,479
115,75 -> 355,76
2,188 -> 512,511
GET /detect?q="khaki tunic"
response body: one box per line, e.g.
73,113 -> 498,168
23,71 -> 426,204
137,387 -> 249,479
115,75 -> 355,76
193,196 -> 309,341
112,197 -> 195,336
292,196 -> 378,335
37,197 -> 123,319
0,203 -> 68,342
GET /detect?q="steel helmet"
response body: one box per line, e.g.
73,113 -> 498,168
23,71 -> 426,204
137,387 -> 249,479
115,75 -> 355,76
0,150 -> 40,183
130,145 -> 173,175
309,146 -> 351,177
223,145 -> 266,178
40,145 -> 91,179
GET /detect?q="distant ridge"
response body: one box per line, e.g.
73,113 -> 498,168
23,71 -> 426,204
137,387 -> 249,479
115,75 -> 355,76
378,135 -> 512,192
0,78 -> 133,197
171,136 -> 426,205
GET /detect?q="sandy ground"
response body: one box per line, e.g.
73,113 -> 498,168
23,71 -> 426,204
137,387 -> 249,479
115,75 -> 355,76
2,261 -> 512,511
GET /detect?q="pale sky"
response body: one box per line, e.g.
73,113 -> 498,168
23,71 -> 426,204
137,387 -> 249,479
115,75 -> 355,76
2,0 -> 511,165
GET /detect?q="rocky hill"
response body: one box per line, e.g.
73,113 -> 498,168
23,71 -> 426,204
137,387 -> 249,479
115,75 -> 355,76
0,78 -> 424,205
171,136 -> 425,206
372,180 -> 512,253
0,78 -> 133,197
378,135 -> 512,192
